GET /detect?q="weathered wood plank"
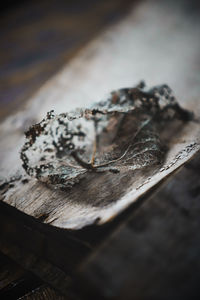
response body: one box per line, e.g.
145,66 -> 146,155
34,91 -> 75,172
0,200 -> 91,295
0,1 -> 199,298
0,252 -> 25,290
0,0 -> 199,230
0,250 -> 74,300
71,150 -> 200,300
17,285 -> 66,300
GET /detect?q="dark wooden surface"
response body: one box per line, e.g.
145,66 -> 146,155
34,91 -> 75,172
2,150 -> 200,300
71,151 -> 200,300
3,149 -> 198,300
0,0 -> 200,299
0,0 -> 135,121
0,1 -> 136,298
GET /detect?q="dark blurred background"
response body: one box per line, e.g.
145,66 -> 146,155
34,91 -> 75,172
0,0 -> 136,121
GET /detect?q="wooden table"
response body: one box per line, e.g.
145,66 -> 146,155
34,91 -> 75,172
0,0 -> 200,299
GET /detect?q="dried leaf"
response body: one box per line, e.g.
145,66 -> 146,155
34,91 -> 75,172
20,82 -> 193,189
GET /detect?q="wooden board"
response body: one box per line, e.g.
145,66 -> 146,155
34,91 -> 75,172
0,0 -> 200,229
70,150 -> 200,300
0,0 -> 135,121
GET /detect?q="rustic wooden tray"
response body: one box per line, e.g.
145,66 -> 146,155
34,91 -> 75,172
0,0 -> 200,298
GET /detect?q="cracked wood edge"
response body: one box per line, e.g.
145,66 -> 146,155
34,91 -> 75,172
70,151 -> 200,300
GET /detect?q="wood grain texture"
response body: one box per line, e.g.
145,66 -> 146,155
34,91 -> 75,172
0,1 -> 199,298
18,285 -> 66,300
70,150 -> 200,300
0,252 -> 25,290
0,2 -> 138,298
0,0 -> 200,230
0,199 -> 92,295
